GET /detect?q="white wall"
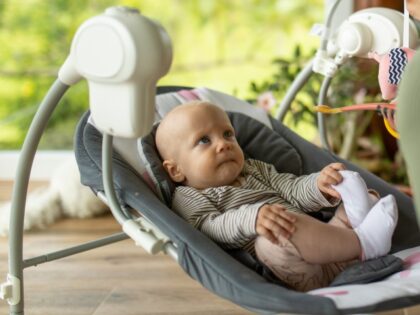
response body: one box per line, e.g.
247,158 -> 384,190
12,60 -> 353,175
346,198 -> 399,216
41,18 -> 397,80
0,150 -> 73,181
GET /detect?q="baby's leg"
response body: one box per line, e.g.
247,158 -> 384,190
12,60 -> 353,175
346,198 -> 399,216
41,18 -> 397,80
332,170 -> 378,228
328,196 -> 380,230
255,236 -> 348,291
286,195 -> 398,264
355,195 -> 398,260
328,204 -> 352,229
287,211 -> 361,264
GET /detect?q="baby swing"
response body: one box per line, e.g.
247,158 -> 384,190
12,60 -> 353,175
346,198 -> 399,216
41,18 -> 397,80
2,2 -> 420,315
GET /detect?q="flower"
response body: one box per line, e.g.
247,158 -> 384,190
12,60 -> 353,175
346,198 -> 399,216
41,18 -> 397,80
257,91 -> 277,112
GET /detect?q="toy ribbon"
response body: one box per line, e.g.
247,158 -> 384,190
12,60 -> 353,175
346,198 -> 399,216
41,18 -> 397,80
315,103 -> 399,139
315,103 -> 396,114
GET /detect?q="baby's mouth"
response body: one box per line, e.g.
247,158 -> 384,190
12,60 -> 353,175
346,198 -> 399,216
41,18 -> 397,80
218,158 -> 236,167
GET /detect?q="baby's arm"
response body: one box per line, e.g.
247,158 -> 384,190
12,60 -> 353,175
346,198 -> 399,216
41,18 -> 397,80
173,187 -> 263,249
252,160 -> 339,211
200,203 -> 262,249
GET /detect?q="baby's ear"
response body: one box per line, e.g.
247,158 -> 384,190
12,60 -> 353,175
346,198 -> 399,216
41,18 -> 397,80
162,160 -> 185,183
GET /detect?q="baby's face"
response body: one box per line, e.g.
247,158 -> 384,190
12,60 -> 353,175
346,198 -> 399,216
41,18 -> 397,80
169,104 -> 244,189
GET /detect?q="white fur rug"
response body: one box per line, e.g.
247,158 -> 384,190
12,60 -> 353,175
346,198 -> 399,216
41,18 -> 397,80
0,156 -> 108,236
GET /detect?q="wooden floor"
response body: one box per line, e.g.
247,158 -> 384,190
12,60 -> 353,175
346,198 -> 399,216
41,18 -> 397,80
1,181 -> 420,315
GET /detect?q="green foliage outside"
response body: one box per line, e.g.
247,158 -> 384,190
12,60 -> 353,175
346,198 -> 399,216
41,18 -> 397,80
0,0 -> 323,149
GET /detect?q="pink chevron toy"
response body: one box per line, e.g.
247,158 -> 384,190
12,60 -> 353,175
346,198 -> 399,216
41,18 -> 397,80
369,47 -> 416,100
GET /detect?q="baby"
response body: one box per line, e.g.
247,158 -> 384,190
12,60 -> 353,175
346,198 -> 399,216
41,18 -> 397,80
155,101 -> 398,291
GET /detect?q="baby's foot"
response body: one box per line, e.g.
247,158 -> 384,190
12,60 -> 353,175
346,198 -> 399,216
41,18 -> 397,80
332,171 -> 378,228
354,195 -> 398,260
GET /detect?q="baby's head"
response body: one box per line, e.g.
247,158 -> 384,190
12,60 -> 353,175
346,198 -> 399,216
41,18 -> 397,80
155,101 -> 244,189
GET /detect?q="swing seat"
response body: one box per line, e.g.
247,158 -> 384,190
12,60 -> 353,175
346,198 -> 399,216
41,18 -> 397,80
75,86 -> 420,314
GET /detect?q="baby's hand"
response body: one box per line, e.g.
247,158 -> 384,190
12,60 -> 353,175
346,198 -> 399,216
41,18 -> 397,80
256,204 -> 296,244
317,163 -> 346,200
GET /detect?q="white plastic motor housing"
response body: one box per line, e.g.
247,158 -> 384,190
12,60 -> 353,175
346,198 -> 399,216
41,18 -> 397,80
329,7 -> 418,58
59,6 -> 173,138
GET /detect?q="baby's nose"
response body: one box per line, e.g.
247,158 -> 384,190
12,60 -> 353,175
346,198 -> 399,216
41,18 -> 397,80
216,139 -> 231,152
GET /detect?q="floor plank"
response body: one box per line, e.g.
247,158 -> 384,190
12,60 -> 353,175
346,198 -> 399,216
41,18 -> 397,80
0,215 -> 251,315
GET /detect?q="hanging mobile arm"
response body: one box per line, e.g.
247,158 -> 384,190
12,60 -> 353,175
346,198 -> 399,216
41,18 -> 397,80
276,59 -> 314,122
276,0 -> 341,129
3,80 -> 70,314
2,7 -> 173,315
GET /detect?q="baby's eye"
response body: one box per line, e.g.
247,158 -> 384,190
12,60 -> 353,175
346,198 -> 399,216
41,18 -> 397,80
198,136 -> 211,145
224,130 -> 234,139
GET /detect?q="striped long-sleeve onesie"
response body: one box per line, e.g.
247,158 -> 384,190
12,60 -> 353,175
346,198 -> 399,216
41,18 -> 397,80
171,159 -> 338,254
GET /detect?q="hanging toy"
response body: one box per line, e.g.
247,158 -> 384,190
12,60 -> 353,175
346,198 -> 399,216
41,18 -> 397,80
367,0 -> 417,137
369,0 -> 417,101
317,1 -> 417,139
368,47 -> 416,101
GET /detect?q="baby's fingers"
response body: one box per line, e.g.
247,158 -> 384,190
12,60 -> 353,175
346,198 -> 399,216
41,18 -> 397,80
263,208 -> 295,234
276,222 -> 294,239
329,162 -> 346,171
322,163 -> 345,183
257,204 -> 297,240
272,205 -> 297,224
323,186 -> 341,199
264,217 -> 294,239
